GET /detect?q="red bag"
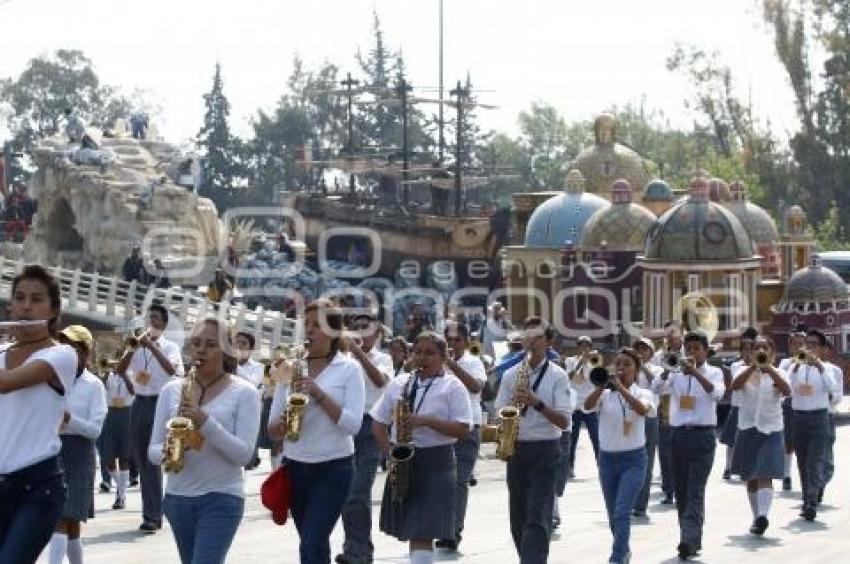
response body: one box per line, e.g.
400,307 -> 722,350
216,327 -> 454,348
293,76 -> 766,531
260,465 -> 292,525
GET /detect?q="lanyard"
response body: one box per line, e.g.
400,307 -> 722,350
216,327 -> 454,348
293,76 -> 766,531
520,360 -> 549,416
409,374 -> 439,414
616,392 -> 627,420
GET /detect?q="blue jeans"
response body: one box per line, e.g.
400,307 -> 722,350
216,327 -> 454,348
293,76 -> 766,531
451,425 -> 481,541
288,456 -> 354,564
0,458 -> 67,564
342,416 -> 380,562
568,411 -> 600,471
163,492 -> 244,564
599,448 -> 647,564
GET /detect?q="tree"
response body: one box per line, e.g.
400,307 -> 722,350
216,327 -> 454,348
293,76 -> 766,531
516,101 -> 575,189
0,49 -> 125,153
196,63 -> 245,210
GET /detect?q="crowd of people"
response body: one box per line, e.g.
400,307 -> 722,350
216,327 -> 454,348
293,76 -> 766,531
0,264 -> 845,564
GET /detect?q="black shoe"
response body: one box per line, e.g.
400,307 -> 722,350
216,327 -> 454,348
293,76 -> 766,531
434,538 -> 458,551
751,515 -> 768,535
677,542 -> 696,560
782,477 -> 792,491
722,470 -> 732,480
112,497 -> 125,510
632,509 -> 647,518
139,521 -> 158,534
334,555 -> 351,564
802,505 -> 816,521
99,481 -> 111,493
817,487 -> 824,504
130,478 -> 139,487
469,475 -> 477,487
661,494 -> 675,505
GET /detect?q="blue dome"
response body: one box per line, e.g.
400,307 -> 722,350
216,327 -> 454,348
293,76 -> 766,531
643,179 -> 674,201
524,192 -> 610,248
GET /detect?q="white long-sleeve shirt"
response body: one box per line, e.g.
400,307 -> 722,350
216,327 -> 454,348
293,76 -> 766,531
564,356 -> 596,410
789,362 -> 838,411
446,352 -> 487,425
149,377 -> 261,498
494,357 -> 572,441
269,352 -> 365,463
736,367 -> 788,434
236,358 -> 264,388
359,348 -> 393,412
658,363 -> 725,427
61,369 -> 107,440
126,335 -> 184,396
105,372 -> 135,407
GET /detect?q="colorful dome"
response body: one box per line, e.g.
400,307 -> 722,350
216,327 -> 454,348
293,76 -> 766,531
722,181 -> 779,245
643,177 -> 755,261
581,180 -> 656,250
783,256 -> 849,304
643,178 -> 674,201
524,169 -> 610,248
707,178 -> 730,202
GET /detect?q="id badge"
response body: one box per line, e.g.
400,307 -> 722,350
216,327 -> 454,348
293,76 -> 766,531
136,371 -> 152,385
622,420 -> 633,436
111,398 -> 125,408
798,383 -> 814,397
679,395 -> 696,410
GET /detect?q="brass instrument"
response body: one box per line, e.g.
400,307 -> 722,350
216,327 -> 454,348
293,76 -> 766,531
673,293 -> 719,344
389,376 -> 415,503
468,340 -> 482,356
755,351 -> 771,368
283,346 -> 309,442
663,351 -> 681,370
590,366 -> 615,389
794,349 -> 809,363
96,355 -> 118,377
163,365 -> 197,474
496,358 -> 529,461
124,328 -> 148,350
587,351 -> 603,368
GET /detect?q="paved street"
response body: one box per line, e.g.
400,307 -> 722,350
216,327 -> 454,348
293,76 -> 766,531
49,422 -> 849,563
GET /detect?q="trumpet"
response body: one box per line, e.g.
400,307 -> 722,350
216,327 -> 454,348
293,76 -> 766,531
590,366 -> 615,389
163,364 -> 197,474
754,351 -> 772,368
468,340 -> 482,356
587,351 -> 603,368
124,328 -> 148,350
794,349 -> 809,363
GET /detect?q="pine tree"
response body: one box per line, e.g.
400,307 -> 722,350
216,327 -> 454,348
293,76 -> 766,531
356,11 -> 395,151
197,63 -> 242,208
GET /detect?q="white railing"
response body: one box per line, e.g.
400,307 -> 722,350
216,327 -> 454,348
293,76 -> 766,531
0,257 -> 296,350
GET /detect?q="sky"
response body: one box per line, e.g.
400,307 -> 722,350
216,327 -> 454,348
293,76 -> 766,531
0,0 -> 802,147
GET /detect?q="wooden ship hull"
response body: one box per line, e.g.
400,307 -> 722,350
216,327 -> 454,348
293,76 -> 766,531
284,192 -> 505,284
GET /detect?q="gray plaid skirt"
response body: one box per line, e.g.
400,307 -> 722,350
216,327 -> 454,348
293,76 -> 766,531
731,428 -> 785,480
59,434 -> 96,521
379,444 -> 456,541
100,407 -> 131,462
719,406 -> 739,446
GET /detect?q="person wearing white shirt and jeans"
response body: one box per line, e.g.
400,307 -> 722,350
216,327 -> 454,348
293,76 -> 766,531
46,325 -> 108,564
790,329 -> 840,521
585,348 -> 655,564
117,304 -> 184,533
729,337 -> 790,536
268,300 -> 365,564
372,331 -> 472,564
149,317 -> 261,563
438,322 -> 487,551
0,266 -> 79,563
495,317 -> 571,564
777,330 -> 807,491
658,332 -> 725,560
338,314 -> 392,564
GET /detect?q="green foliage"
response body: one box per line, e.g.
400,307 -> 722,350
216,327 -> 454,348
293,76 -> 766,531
196,63 -> 248,210
814,201 -> 850,251
0,49 -> 131,153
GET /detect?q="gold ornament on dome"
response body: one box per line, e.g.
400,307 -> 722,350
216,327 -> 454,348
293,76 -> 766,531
572,113 -> 654,198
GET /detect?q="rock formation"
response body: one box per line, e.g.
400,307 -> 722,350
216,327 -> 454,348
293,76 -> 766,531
23,135 -> 223,279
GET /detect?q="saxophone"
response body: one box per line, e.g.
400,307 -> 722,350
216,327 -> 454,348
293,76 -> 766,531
284,348 -> 309,442
163,365 -> 197,474
389,376 -> 415,503
496,358 -> 529,461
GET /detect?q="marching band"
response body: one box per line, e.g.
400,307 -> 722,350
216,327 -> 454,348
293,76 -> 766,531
0,266 -> 848,563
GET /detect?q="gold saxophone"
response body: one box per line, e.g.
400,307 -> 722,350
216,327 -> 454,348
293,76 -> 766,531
496,358 -> 529,461
163,365 -> 197,474
389,376 -> 415,503
284,348 -> 309,442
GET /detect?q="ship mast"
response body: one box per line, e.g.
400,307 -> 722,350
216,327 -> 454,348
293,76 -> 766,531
397,76 -> 412,209
438,0 -> 445,164
450,80 -> 468,215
